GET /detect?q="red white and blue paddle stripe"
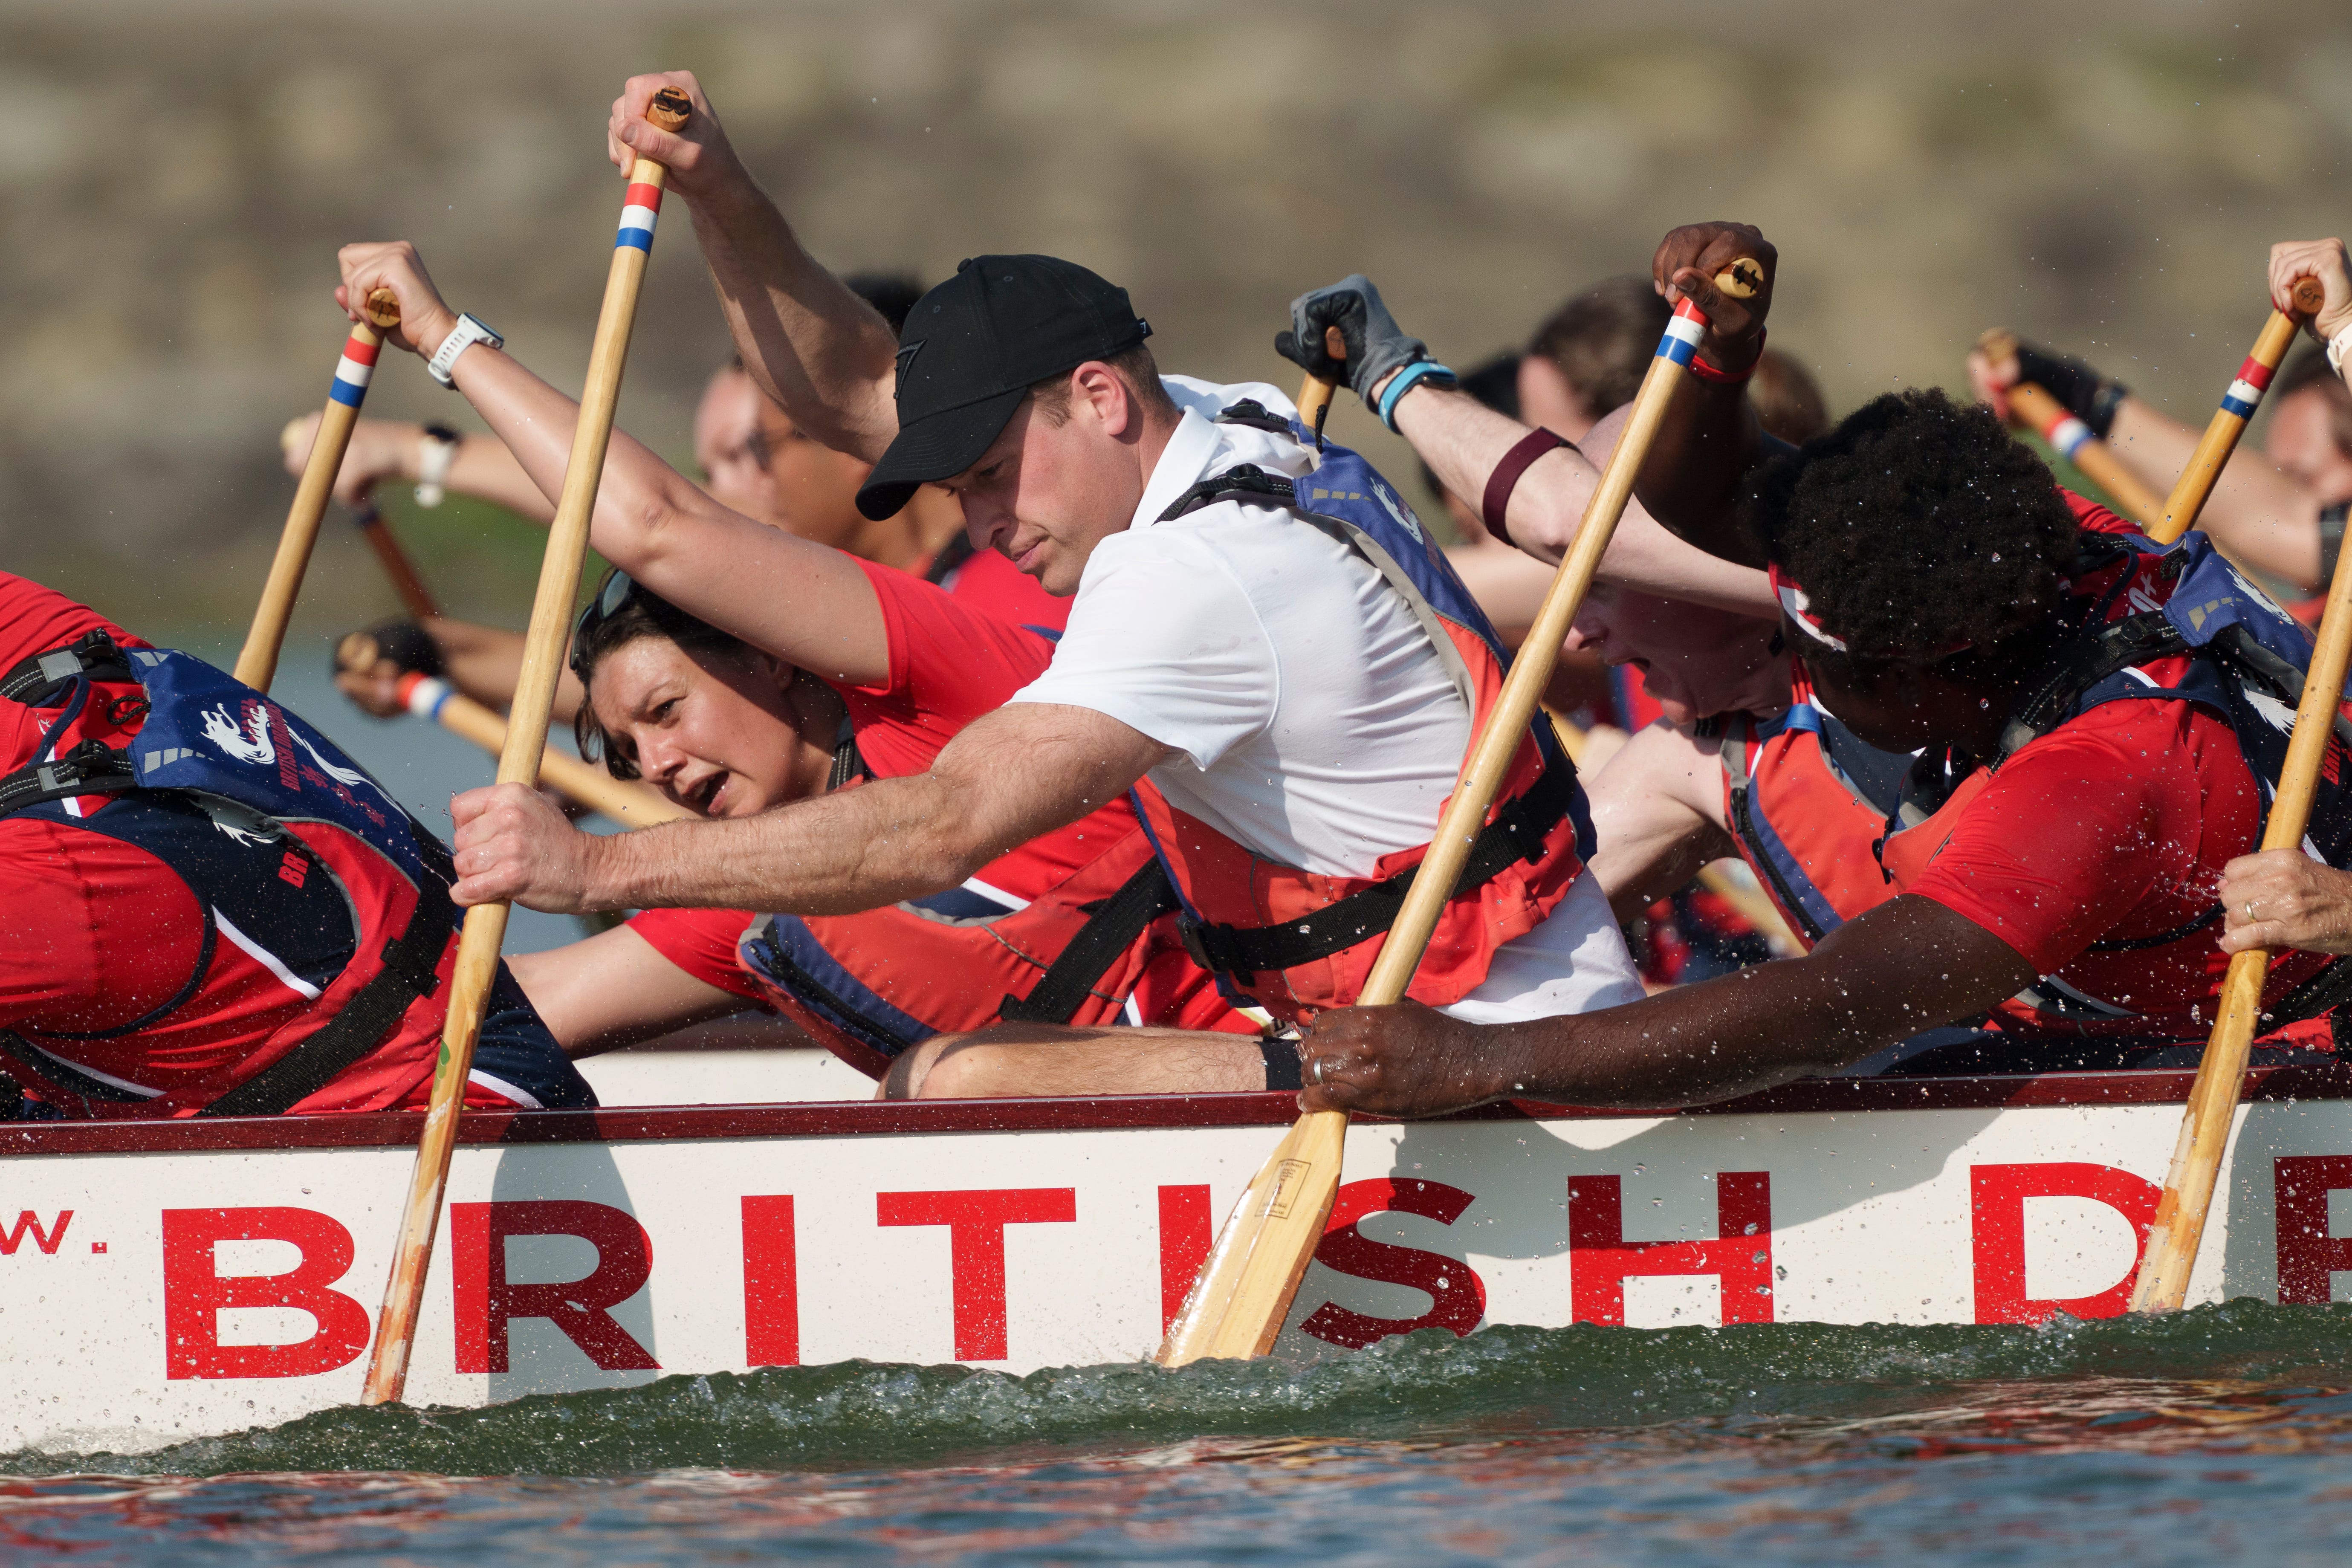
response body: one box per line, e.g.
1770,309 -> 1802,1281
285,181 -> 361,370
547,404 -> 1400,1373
327,329 -> 380,409
2221,356 -> 2274,419
616,182 -> 664,252
1657,299 -> 1710,367
2036,406 -> 2094,461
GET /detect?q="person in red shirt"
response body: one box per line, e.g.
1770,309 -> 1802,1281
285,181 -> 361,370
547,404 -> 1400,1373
0,573 -> 593,1119
310,243 -> 1251,1084
321,271 -> 1063,726
1283,223 -> 2352,1116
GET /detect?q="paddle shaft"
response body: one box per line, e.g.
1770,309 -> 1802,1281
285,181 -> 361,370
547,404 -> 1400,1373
2130,477 -> 2352,1312
355,502 -> 441,619
361,89 -> 691,1405
2150,277 -> 2326,544
391,668 -> 683,827
235,291 -> 400,691
1156,271 -> 1754,1366
2004,381 -> 2166,529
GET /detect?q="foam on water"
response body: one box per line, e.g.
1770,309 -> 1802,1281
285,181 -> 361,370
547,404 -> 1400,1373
15,1298 -> 2352,1478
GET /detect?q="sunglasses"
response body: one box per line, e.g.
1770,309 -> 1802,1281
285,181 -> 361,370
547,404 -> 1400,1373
568,568 -> 637,680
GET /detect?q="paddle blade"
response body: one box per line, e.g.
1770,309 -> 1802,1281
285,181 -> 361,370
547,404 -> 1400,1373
1155,1108 -> 1346,1366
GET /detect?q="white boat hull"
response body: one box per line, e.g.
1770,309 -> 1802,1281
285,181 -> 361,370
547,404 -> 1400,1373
6,1065 -> 2351,1455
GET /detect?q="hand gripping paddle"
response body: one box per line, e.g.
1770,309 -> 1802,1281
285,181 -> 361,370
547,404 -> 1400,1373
359,85 -> 694,1406
1155,261 -> 1762,1366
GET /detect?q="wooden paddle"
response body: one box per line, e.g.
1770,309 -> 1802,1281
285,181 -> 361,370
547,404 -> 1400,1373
274,417 -> 444,620
1976,331 -> 2164,528
235,290 -> 402,691
1155,265 -> 1759,1366
2130,300 -> 2347,1315
389,664 -> 681,827
2148,277 -> 2326,544
359,85 -> 693,1406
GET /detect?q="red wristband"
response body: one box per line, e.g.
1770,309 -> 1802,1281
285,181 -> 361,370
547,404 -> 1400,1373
1481,427 -> 1573,540
1688,327 -> 1766,384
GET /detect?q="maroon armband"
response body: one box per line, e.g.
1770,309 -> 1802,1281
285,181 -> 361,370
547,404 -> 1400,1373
1481,427 -> 1573,541
1689,327 -> 1767,384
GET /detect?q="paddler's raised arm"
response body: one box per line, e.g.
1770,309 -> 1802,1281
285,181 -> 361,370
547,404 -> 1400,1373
1630,222 -> 1779,569
1295,894 -> 2037,1116
607,72 -> 900,464
1275,274 -> 1774,618
333,241 -> 889,690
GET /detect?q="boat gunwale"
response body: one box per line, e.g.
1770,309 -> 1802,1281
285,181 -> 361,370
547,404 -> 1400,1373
2,1060 -> 2348,1157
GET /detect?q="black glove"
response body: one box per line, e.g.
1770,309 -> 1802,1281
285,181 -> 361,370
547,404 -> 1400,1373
2011,340 -> 2130,438
334,618 -> 443,682
1276,275 -> 1431,402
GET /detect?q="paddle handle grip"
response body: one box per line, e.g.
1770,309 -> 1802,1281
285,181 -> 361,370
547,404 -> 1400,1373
361,95 -> 689,1408
2131,374 -> 2352,1312
234,290 -> 401,692
1297,326 -> 1346,441
2151,275 -> 2327,544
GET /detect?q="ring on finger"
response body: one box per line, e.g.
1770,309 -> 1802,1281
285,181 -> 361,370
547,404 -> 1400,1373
1308,1056 -> 1325,1086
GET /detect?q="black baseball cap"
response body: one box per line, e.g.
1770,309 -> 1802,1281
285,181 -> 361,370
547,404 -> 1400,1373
856,254 -> 1152,520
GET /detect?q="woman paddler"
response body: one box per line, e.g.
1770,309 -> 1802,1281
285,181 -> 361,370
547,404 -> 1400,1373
333,241 -> 1253,1090
1286,223 -> 2352,1115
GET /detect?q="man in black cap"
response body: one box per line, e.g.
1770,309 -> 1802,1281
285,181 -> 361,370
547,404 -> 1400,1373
442,70 -> 1649,1099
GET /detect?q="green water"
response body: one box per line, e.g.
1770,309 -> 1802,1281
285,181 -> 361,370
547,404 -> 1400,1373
10,1301 -> 2352,1562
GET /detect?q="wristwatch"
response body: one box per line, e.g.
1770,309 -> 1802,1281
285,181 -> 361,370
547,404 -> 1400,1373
414,422 -> 462,508
427,312 -> 504,388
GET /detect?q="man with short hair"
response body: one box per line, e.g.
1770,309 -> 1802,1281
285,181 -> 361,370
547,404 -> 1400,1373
420,72 -> 1837,1096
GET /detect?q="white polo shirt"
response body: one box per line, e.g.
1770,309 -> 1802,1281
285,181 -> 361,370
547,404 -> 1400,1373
1010,376 -> 1641,1022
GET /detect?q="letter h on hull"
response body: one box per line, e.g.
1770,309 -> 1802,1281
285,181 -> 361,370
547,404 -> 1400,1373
1567,1173 -> 1773,1325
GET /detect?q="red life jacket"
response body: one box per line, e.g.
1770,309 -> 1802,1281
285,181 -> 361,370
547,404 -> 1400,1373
0,634 -> 584,1116
1130,411 -> 1592,1026
1718,668 -> 1912,946
732,736 -> 1249,1077
1876,526 -> 2352,1035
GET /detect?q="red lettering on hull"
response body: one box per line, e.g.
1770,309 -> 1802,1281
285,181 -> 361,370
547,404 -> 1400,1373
1300,1179 -> 1485,1349
1568,1172 -> 1772,1326
2274,1155 -> 2352,1304
742,1195 -> 799,1367
451,1200 -> 660,1374
0,1210 -> 70,1256
877,1188 -> 1076,1360
1157,1185 -> 1213,1336
1969,1162 -> 2158,1323
161,1207 -> 370,1380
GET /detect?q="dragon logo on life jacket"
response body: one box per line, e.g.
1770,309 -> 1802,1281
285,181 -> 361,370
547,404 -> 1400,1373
198,704 -> 275,767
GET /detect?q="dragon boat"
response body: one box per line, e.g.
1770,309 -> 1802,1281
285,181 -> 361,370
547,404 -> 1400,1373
5,1053 -> 2352,1455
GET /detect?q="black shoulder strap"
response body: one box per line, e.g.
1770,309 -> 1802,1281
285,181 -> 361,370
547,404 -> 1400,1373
1214,399 -> 1295,434
0,739 -> 137,819
195,866 -> 454,1118
1156,463 -> 1296,523
995,859 -> 1181,1025
0,632 -> 136,706
827,718 -> 871,792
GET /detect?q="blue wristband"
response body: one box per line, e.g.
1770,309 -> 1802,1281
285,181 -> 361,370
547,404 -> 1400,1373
1377,360 -> 1457,432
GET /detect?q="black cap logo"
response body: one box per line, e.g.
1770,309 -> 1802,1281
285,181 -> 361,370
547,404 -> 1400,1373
893,339 -> 923,400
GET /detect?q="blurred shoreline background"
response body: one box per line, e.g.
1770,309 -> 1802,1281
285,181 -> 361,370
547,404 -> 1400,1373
6,0 -> 2349,625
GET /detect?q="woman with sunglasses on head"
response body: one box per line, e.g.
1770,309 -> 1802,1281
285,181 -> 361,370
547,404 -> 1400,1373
332,243 -> 1252,1086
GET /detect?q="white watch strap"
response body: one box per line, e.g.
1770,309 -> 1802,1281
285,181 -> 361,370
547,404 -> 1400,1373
415,430 -> 458,508
2326,320 -> 2352,378
427,312 -> 503,388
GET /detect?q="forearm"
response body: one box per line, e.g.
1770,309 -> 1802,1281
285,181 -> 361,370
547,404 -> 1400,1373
1394,390 -> 1774,616
683,181 -> 899,463
2108,398 -> 2323,587
1631,379 -> 1768,568
1481,896 -> 2030,1107
583,772 -> 988,914
418,617 -> 584,723
440,431 -> 559,524
506,927 -> 743,1056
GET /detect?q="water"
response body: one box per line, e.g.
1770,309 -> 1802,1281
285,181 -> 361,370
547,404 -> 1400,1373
10,1301 -> 2352,1562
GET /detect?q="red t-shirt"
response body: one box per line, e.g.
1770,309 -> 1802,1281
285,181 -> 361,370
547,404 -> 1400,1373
934,544 -> 1069,634
630,561 -> 1128,990
1902,496 -> 2334,1038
